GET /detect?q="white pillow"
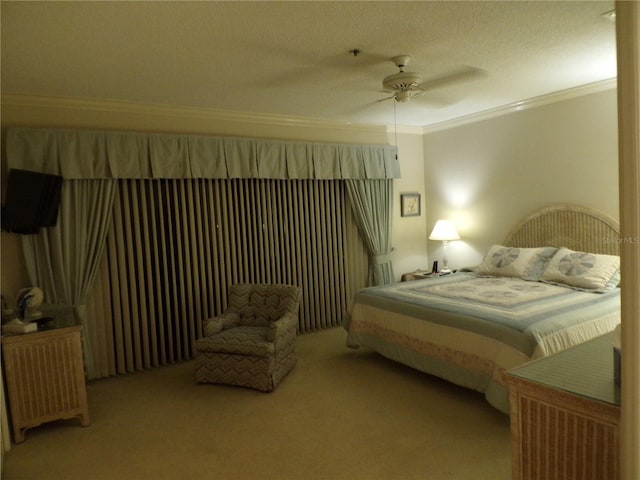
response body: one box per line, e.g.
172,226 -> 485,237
475,245 -> 557,280
540,247 -> 620,291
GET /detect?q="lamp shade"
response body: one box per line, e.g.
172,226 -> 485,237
428,220 -> 460,241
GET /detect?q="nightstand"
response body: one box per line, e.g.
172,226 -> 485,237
505,333 -> 620,480
1,313 -> 90,443
401,270 -> 432,281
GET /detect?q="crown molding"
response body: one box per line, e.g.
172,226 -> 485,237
1,78 -> 618,138
0,93 -> 387,136
386,124 -> 424,136
421,78 -> 618,134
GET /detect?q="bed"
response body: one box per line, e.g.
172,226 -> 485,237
343,204 -> 621,414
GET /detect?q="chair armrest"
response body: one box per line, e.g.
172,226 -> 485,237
203,318 -> 224,337
267,312 -> 297,342
203,313 -> 241,337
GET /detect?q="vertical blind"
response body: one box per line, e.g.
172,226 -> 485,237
85,178 -> 368,378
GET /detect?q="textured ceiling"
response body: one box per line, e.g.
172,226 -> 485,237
1,1 -> 617,128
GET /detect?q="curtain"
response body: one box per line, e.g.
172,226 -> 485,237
84,178 -> 369,378
7,127 -> 394,377
345,179 -> 395,286
21,179 -> 117,375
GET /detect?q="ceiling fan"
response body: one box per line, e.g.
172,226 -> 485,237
379,55 -> 485,104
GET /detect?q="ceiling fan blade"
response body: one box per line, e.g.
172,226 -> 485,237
413,92 -> 457,108
257,50 -> 390,89
339,95 -> 395,118
376,94 -> 396,103
418,66 -> 487,91
325,50 -> 389,68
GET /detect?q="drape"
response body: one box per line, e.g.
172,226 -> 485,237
6,128 -> 400,180
21,180 -> 117,375
7,127 -> 398,377
83,178 -> 368,378
345,179 -> 395,286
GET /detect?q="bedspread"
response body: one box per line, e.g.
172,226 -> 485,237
344,273 -> 620,413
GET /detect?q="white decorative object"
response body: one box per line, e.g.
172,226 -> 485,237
1,319 -> 38,334
16,287 -> 44,320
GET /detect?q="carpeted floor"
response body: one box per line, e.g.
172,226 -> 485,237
2,327 -> 511,480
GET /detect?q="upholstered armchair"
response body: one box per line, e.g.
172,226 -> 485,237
194,283 -> 302,392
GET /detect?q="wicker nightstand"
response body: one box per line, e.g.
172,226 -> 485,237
2,318 -> 90,443
505,333 -> 620,480
401,270 -> 433,281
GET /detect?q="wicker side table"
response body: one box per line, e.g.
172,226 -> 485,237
1,324 -> 90,443
505,333 -> 620,480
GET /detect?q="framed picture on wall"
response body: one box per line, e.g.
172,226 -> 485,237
401,193 -> 421,217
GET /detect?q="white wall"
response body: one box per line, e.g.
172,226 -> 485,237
423,88 -> 619,270
390,129 -> 429,280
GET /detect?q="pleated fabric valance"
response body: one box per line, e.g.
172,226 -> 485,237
6,127 -> 400,180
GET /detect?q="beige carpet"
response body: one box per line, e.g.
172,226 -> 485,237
2,327 -> 511,480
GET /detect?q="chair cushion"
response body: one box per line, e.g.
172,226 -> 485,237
227,284 -> 301,326
195,326 -> 274,356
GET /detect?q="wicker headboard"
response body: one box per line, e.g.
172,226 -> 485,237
503,204 -> 620,256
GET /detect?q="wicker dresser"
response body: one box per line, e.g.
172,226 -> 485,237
505,332 -> 620,480
1,317 -> 90,443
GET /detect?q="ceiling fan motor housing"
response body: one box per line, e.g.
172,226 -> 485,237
382,71 -> 423,92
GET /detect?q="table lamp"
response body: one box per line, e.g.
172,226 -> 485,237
428,219 -> 460,274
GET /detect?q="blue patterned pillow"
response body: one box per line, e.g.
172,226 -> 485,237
540,248 -> 620,291
475,245 -> 558,281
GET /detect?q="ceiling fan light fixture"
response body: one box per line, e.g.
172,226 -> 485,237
394,90 -> 416,102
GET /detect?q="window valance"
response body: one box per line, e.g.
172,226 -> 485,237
6,128 -> 400,180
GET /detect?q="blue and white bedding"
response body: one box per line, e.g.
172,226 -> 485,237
344,272 -> 620,414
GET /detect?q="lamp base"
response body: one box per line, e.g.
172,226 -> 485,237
439,267 -> 453,275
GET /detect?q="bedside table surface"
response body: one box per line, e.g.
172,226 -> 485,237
507,332 -> 619,406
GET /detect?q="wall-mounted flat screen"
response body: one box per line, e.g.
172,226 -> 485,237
2,168 -> 63,234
